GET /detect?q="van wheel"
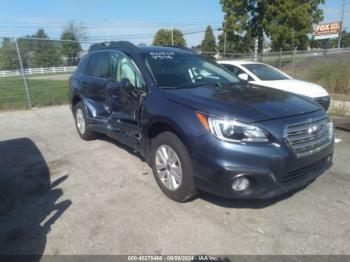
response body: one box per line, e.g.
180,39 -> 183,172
74,102 -> 95,140
151,131 -> 196,202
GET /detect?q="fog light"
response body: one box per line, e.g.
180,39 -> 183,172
232,176 -> 250,191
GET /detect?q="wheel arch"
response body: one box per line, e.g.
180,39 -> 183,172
72,95 -> 82,109
72,96 -> 98,119
143,118 -> 192,163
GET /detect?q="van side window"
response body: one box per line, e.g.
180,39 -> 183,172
222,64 -> 243,76
222,64 -> 253,81
85,52 -> 111,79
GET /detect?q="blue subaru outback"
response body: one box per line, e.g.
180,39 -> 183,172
69,41 -> 334,202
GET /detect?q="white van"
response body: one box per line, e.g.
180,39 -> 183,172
218,60 -> 331,111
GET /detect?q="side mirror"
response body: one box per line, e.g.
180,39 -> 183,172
238,73 -> 249,82
120,78 -> 133,89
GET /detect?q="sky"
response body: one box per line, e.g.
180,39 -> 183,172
0,0 -> 349,47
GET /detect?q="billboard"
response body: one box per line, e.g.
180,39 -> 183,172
315,22 -> 342,40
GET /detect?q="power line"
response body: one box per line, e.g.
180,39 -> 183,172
0,21 -> 222,29
0,26 -> 220,43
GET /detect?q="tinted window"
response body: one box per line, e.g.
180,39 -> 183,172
85,52 -> 111,79
242,63 -> 289,81
142,52 -> 239,87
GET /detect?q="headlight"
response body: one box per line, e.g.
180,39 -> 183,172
196,112 -> 269,143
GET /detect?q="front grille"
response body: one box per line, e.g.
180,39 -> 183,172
285,117 -> 331,157
281,156 -> 329,183
314,96 -> 330,111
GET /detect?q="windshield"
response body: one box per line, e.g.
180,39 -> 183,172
142,51 -> 239,87
242,63 -> 290,81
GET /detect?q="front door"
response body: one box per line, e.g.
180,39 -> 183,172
108,52 -> 147,148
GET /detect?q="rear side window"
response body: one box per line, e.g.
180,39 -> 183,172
222,64 -> 243,76
85,52 -> 111,78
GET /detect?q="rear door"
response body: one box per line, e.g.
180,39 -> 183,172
81,51 -> 112,119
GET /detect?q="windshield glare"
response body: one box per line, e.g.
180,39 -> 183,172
142,52 -> 239,87
242,63 -> 289,81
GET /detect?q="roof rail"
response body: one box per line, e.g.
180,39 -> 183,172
88,41 -> 138,52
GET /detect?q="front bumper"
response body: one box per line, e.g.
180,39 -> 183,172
190,117 -> 334,199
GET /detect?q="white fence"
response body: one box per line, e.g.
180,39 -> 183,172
0,66 -> 77,77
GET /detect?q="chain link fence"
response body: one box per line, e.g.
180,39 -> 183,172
1,36 -> 350,110
0,37 -> 92,110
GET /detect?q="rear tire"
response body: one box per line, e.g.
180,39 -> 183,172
151,131 -> 196,202
74,102 -> 96,141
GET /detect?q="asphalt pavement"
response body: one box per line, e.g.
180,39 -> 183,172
0,105 -> 349,255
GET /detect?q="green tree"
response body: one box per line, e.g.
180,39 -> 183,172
30,29 -> 61,67
220,0 -> 324,52
61,22 -> 85,65
153,29 -> 187,47
201,26 -> 217,52
340,30 -> 350,48
0,38 -> 19,70
218,27 -> 255,53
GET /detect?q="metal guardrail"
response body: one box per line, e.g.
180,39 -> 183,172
0,66 -> 76,77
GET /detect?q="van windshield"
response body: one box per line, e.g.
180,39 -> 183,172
142,51 -> 239,88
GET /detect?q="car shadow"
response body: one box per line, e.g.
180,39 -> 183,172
196,184 -> 310,209
0,138 -> 71,258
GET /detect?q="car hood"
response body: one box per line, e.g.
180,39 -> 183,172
162,84 -> 320,123
251,79 -> 329,98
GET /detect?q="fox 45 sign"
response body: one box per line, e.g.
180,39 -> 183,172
315,22 -> 342,40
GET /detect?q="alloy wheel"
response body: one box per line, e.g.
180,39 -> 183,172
155,145 -> 183,191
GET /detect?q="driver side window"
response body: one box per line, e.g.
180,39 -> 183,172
111,53 -> 144,89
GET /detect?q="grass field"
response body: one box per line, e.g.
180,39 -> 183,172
0,75 -> 69,110
265,52 -> 350,99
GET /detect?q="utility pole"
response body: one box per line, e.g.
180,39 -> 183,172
104,18 -> 111,41
338,0 -> 346,48
171,28 -> 174,45
224,31 -> 227,55
254,38 -> 259,61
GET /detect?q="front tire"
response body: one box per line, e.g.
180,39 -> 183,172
74,102 -> 96,140
151,132 -> 196,202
